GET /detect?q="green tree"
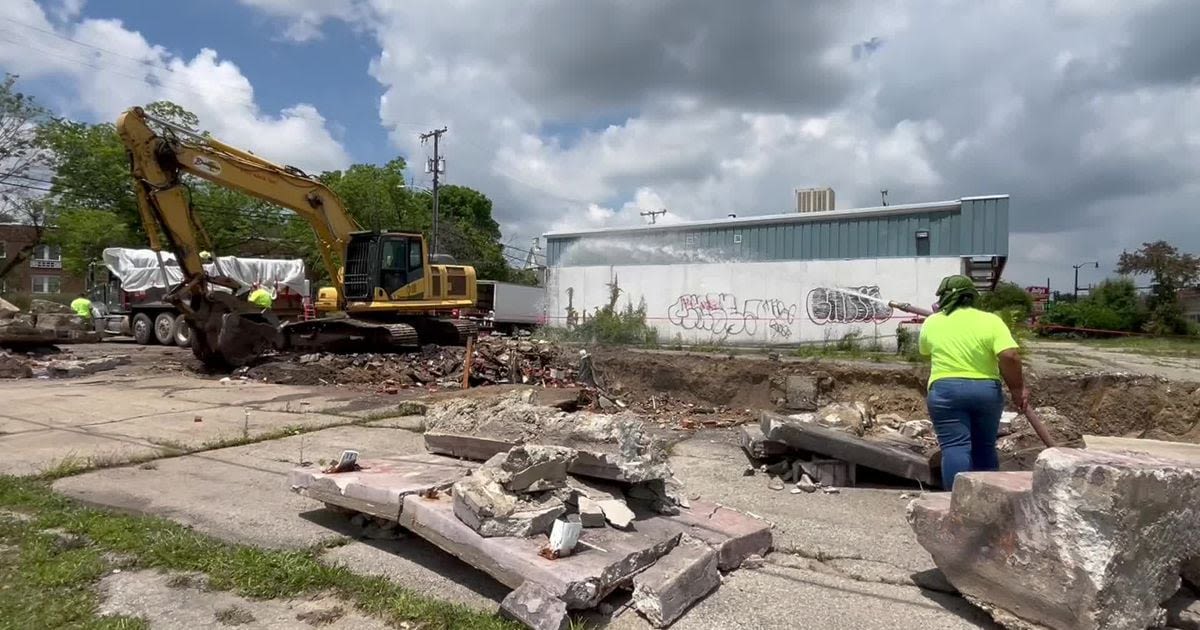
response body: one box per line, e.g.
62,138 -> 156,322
1117,241 -> 1199,335
978,281 -> 1035,321
36,117 -> 138,229
0,74 -> 51,281
50,209 -> 134,276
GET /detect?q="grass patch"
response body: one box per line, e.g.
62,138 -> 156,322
0,476 -> 519,630
1065,335 -> 1200,359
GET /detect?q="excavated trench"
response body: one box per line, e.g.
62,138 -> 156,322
590,348 -> 1200,445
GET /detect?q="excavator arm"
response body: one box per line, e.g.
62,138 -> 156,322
117,106 -> 360,366
118,106 -> 357,292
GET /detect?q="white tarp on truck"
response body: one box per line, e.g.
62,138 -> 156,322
101,248 -> 308,295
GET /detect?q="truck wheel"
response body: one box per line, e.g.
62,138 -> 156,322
153,312 -> 177,345
173,317 -> 192,347
132,313 -> 156,345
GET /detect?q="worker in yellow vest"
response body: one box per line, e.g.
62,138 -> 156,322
247,283 -> 274,310
70,292 -> 93,320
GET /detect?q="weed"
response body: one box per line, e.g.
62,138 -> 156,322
296,605 -> 346,627
214,606 -> 255,626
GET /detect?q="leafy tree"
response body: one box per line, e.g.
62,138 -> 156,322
0,74 -> 51,281
36,117 -> 139,229
979,281 -> 1035,321
1117,241 -> 1200,335
50,209 -> 133,276
1040,278 -> 1150,335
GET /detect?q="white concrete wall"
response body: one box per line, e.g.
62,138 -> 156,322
545,258 -> 961,347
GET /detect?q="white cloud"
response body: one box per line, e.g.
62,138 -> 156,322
236,0 -> 364,42
0,1 -> 350,172
126,0 -> 1200,290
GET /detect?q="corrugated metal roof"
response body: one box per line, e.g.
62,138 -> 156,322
544,195 -> 1009,266
543,197 -> 1005,239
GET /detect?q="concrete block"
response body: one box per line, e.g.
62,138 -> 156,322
784,374 -> 818,411
908,447 -> 1200,630
501,581 -> 570,630
288,454 -> 476,520
737,424 -> 792,459
397,493 -> 681,609
799,458 -> 856,487
489,445 -> 575,493
576,496 -> 606,528
1083,434 -> 1200,465
761,411 -> 935,486
632,536 -> 720,628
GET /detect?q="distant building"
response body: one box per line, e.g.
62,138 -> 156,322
795,187 -> 835,213
0,223 -> 84,297
543,195 -> 1010,348
1180,287 -> 1200,325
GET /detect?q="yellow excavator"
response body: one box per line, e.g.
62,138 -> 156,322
116,106 -> 477,367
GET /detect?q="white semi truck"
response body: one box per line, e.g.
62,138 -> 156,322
458,280 -> 546,334
88,248 -> 309,346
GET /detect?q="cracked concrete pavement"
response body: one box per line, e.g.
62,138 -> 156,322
7,343 -> 992,628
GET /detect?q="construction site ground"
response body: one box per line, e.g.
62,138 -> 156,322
4,339 -> 1200,629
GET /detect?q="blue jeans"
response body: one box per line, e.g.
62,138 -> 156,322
927,378 -> 1005,489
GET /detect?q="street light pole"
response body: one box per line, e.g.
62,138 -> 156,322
1073,261 -> 1099,299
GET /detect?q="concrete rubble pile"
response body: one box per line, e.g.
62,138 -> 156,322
0,298 -> 100,347
0,349 -> 131,380
289,392 -> 772,629
750,405 -> 941,488
908,445 -> 1200,630
244,337 -> 582,391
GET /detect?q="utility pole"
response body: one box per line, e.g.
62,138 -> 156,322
640,209 -> 667,224
420,127 -> 447,254
1073,261 -> 1098,299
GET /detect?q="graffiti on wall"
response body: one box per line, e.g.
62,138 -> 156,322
806,286 -> 893,325
667,293 -> 798,339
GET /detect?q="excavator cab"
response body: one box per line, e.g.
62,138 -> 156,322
342,231 -> 426,301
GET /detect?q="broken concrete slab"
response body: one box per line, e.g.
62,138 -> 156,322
632,536 -> 720,628
737,424 -> 791,459
47,355 -> 131,378
909,447 -> 1200,630
638,500 -> 773,571
501,581 -> 570,630
783,375 -> 818,411
452,472 -> 566,538
761,411 -> 935,486
425,431 -> 515,461
397,492 -> 681,609
0,297 -> 17,318
289,455 -> 477,520
596,498 -> 634,529
29,298 -> 71,314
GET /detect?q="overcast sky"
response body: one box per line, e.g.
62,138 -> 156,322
2,0 -> 1197,293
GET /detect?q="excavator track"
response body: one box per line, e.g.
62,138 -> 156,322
411,318 -> 477,346
383,323 -> 420,348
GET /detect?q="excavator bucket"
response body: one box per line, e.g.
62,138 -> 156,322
183,292 -> 283,368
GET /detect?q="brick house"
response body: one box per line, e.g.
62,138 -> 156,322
0,223 -> 84,298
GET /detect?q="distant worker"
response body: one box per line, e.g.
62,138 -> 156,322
919,275 -> 1029,490
70,292 -> 93,320
247,283 -> 274,310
